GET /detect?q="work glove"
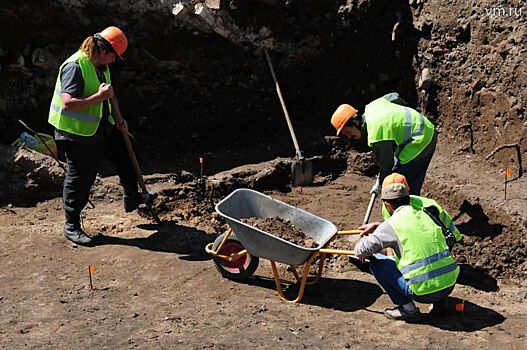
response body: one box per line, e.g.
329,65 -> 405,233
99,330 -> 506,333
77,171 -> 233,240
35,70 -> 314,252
370,178 -> 381,196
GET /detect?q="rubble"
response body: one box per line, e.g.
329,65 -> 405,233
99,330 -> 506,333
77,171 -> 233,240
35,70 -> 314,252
418,68 -> 432,90
0,145 -> 64,204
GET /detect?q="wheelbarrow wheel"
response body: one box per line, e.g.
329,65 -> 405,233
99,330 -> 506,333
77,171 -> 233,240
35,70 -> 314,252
212,232 -> 259,281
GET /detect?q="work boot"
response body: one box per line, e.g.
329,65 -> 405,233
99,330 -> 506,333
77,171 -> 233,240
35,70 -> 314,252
124,192 -> 158,213
428,298 -> 450,316
384,306 -> 422,323
64,223 -> 92,245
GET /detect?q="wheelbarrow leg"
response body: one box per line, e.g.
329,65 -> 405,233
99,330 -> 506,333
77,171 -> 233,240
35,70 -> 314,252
270,252 -> 320,303
289,253 -> 326,286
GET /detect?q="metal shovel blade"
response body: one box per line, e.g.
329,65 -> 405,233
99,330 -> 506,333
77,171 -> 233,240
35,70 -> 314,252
291,157 -> 313,186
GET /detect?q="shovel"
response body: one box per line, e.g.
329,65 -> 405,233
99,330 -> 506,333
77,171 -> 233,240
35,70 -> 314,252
111,96 -> 161,224
264,49 -> 313,186
362,193 -> 377,226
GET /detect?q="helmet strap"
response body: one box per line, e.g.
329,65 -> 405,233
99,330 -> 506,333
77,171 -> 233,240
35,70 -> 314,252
93,33 -> 113,54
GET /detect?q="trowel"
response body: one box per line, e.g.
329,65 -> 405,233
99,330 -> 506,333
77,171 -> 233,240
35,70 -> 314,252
264,49 -> 313,186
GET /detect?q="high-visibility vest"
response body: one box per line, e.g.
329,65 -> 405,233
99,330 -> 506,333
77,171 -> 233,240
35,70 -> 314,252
386,205 -> 459,295
364,97 -> 435,164
48,51 -> 114,136
382,196 -> 462,242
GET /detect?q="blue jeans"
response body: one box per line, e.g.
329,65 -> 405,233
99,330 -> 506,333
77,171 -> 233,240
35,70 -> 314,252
394,134 -> 437,196
369,253 -> 454,306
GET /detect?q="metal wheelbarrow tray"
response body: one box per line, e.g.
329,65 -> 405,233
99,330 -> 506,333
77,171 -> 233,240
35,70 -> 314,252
206,188 -> 361,303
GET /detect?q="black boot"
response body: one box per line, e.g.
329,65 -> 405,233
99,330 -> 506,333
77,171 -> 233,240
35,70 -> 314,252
428,298 -> 450,316
64,213 -> 92,245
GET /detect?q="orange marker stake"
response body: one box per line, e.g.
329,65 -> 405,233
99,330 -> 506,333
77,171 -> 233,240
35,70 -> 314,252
455,300 -> 465,313
88,264 -> 95,290
505,167 -> 511,199
199,157 -> 204,178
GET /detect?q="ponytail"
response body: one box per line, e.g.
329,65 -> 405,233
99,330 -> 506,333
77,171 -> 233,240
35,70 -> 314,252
79,35 -> 110,61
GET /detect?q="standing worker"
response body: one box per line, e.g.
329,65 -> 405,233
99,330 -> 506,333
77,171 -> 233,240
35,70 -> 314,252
354,182 -> 459,322
48,26 -> 156,245
330,93 -> 437,196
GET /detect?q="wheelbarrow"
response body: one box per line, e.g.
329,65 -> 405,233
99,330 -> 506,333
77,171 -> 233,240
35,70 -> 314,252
205,188 -> 362,303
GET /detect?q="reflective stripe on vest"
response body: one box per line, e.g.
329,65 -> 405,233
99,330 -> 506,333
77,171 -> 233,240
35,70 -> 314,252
401,107 -> 426,146
50,88 -> 100,122
399,249 -> 451,275
49,103 -> 100,123
407,262 -> 458,285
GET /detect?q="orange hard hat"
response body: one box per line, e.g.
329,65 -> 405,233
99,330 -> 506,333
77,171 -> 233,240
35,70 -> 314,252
331,104 -> 359,135
382,173 -> 411,191
99,26 -> 128,59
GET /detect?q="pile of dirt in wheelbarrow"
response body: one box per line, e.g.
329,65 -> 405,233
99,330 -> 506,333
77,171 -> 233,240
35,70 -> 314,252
241,216 -> 318,248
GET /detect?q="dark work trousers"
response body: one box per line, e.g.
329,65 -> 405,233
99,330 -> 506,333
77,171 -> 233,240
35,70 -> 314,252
59,127 -> 139,225
394,134 -> 437,196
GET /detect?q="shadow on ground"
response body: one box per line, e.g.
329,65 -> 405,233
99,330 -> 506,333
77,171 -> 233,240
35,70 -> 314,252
456,264 -> 499,292
454,200 -> 506,238
422,297 -> 506,332
90,220 -> 214,261
242,276 -> 383,312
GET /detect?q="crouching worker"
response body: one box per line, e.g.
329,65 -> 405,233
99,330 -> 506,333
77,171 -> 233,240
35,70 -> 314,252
380,173 -> 462,251
354,182 -> 459,322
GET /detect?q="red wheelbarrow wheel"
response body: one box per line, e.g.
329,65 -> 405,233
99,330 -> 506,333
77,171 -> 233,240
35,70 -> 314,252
212,232 -> 259,281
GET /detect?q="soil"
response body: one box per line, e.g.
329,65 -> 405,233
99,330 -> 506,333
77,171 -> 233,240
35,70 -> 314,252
1,0 -> 527,349
241,216 -> 318,248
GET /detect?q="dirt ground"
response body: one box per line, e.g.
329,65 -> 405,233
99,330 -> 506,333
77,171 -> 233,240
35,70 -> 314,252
1,142 -> 527,349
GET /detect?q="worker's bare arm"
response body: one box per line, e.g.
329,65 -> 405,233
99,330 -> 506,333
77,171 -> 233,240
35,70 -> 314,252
61,83 -> 113,111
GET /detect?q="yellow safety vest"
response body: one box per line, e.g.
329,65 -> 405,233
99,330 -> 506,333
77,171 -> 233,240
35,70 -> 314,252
364,97 -> 435,164
48,51 -> 114,136
387,206 -> 459,295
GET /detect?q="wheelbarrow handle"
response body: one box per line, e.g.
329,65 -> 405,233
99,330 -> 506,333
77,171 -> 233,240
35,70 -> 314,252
337,230 -> 363,235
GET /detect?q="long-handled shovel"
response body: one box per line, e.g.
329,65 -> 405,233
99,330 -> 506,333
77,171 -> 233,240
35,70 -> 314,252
346,191 -> 377,267
264,49 -> 313,187
362,193 -> 377,226
110,96 -> 161,224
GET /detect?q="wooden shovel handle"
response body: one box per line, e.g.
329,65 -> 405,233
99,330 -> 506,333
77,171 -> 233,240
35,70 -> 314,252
111,96 -> 161,223
110,96 -> 147,193
363,193 -> 377,225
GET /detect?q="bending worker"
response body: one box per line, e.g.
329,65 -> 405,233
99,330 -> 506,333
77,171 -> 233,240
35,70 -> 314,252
330,93 -> 437,196
48,26 -> 155,245
354,180 -> 459,322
